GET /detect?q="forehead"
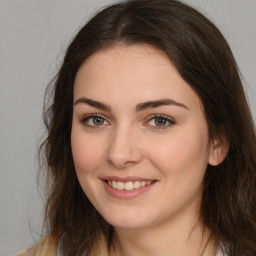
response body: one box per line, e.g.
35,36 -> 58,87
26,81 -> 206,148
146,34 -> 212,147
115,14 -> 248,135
85,43 -> 171,66
76,43 -> 174,80
73,44 -> 203,112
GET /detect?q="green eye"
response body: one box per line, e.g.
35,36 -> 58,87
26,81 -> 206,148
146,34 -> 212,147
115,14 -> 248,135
146,115 -> 175,129
154,117 -> 168,126
81,115 -> 109,127
92,116 -> 104,125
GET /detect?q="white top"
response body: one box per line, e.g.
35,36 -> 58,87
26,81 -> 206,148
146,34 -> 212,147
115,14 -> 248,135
56,239 -> 224,256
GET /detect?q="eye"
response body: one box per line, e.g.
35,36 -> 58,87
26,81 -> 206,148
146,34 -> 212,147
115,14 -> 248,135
81,114 -> 110,127
146,115 -> 175,129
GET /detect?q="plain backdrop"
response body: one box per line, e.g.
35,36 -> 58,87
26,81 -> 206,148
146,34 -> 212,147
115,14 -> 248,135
0,0 -> 255,255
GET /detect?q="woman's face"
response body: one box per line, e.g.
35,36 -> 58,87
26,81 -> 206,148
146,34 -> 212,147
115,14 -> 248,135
71,44 -> 218,230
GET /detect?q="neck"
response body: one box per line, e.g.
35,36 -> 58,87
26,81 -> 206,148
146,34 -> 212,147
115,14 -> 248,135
109,211 -> 210,256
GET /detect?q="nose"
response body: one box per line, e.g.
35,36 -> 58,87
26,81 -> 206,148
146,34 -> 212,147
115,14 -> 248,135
106,124 -> 143,169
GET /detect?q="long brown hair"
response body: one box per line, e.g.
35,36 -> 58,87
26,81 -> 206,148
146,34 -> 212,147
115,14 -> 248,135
40,0 -> 256,255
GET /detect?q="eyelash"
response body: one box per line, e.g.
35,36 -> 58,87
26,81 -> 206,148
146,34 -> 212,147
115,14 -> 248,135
145,114 -> 175,129
80,114 -> 110,128
80,114 -> 175,129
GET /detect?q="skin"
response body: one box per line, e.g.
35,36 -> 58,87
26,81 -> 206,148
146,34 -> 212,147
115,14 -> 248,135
71,44 -> 226,256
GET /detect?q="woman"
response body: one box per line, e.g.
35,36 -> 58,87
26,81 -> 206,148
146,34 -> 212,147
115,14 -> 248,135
16,0 -> 256,255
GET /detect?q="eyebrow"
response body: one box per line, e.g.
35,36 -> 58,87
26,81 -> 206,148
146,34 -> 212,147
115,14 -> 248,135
135,99 -> 188,112
73,98 -> 111,111
73,97 -> 188,112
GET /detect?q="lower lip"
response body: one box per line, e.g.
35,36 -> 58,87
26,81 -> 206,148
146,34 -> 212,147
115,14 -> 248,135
102,180 -> 156,199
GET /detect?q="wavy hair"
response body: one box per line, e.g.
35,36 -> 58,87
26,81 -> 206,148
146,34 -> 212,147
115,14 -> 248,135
39,0 -> 256,255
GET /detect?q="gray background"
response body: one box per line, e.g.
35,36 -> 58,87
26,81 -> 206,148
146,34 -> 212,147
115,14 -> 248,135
0,0 -> 255,255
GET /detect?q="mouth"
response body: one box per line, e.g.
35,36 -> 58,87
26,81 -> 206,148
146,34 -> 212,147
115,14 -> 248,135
105,180 -> 155,191
101,176 -> 157,199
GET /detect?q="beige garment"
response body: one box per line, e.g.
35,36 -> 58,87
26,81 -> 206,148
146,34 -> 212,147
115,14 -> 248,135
202,238 -> 217,256
15,236 -> 57,256
15,235 -> 217,256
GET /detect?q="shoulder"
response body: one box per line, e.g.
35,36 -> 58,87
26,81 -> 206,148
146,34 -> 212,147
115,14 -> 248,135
14,236 -> 58,256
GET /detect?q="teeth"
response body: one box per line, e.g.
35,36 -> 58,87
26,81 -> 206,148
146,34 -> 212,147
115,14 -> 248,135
140,181 -> 146,187
134,181 -> 140,189
107,180 -> 153,190
125,181 -> 134,191
112,180 -> 117,189
117,181 -> 125,190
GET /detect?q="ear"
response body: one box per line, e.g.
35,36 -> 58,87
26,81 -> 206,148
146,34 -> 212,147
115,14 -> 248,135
208,133 -> 229,166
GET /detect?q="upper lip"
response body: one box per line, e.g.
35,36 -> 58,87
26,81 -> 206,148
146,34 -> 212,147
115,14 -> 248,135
101,176 -> 157,182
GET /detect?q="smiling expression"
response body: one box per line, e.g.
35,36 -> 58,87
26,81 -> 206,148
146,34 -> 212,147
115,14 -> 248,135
71,44 -> 218,230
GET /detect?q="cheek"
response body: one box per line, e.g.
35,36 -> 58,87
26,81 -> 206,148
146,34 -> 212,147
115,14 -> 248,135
147,126 -> 210,178
71,127 -> 107,204
71,128 -> 105,174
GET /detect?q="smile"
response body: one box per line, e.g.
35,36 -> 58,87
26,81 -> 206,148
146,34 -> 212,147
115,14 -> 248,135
101,176 -> 157,199
107,180 -> 154,191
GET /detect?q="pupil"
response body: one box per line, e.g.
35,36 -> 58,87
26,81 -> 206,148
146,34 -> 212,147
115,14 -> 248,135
156,118 -> 166,126
93,117 -> 103,125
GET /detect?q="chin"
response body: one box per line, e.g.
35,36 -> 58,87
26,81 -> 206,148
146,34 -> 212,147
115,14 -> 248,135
108,219 -> 150,230
101,208 -> 154,230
